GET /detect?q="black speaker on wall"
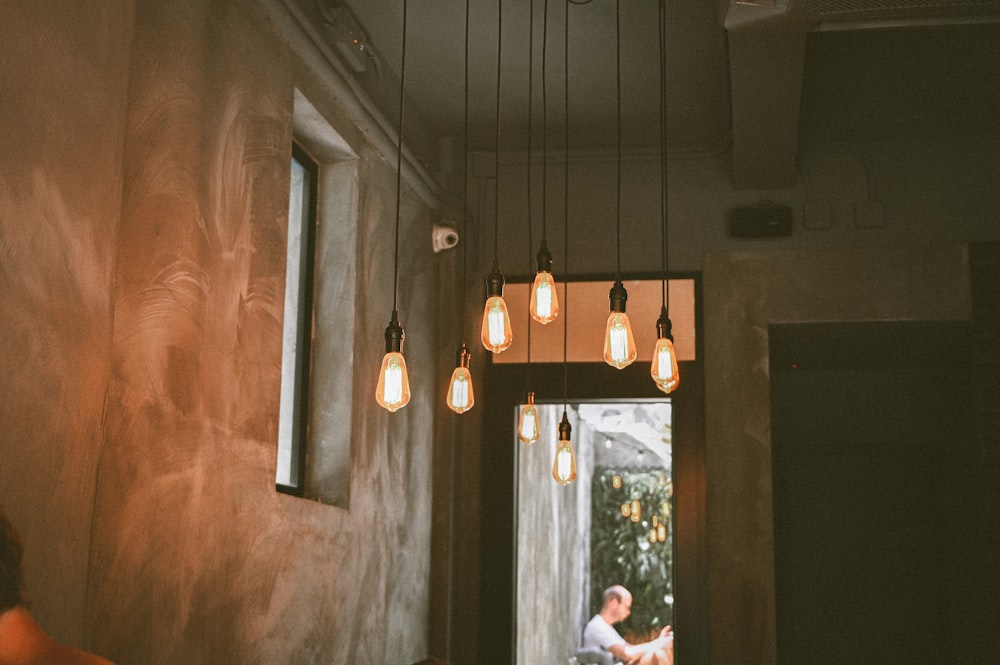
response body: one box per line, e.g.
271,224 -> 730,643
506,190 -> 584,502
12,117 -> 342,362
728,201 -> 793,238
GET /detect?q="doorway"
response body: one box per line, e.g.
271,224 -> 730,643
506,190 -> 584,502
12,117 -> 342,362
478,359 -> 706,665
770,321 -> 985,665
516,400 -> 676,665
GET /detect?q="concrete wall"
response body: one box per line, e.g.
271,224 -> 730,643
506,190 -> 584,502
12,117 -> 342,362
1,1 -> 440,663
0,0 -> 133,649
702,245 -> 972,665
473,134 -> 1000,278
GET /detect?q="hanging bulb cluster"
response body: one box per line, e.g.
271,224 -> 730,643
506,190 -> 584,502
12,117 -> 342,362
382,0 -> 683,448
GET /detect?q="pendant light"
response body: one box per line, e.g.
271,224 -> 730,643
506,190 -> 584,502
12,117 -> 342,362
481,0 -> 514,354
552,408 -> 576,485
375,0 -> 412,412
530,0 -> 559,326
447,343 -> 474,413
552,0 -> 576,487
447,0 -> 475,414
518,0 -> 540,444
602,0 -> 636,370
650,0 -> 679,394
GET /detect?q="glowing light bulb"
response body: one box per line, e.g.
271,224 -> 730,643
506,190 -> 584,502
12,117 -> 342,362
651,307 -> 680,393
552,411 -> 577,485
446,344 -> 474,414
375,312 -> 410,412
481,263 -> 513,353
657,523 -> 667,542
603,280 -> 637,369
517,392 -> 540,444
529,243 -> 559,324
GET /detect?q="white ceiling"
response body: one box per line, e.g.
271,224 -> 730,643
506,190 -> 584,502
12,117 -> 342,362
320,0 -> 999,188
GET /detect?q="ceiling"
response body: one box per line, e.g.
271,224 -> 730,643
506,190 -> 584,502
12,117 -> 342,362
318,0 -> 999,189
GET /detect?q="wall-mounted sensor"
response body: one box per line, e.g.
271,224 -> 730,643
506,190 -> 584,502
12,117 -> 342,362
432,223 -> 460,253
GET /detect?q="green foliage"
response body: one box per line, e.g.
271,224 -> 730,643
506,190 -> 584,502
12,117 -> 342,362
589,467 -> 674,638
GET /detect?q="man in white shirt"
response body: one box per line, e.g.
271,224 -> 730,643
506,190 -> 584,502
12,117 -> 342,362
582,585 -> 673,665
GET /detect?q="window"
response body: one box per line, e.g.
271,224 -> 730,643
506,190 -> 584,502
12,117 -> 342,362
275,90 -> 359,506
276,144 -> 319,494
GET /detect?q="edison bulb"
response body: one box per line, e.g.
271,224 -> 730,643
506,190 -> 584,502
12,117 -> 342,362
447,366 -> 474,413
481,296 -> 513,353
552,411 -> 576,485
603,311 -> 637,369
552,441 -> 577,486
375,351 -> 410,412
530,271 -> 559,324
603,280 -> 636,369
651,308 -> 680,393
651,337 -> 679,393
517,392 -> 540,444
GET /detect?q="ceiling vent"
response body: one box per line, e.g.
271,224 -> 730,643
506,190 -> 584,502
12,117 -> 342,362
724,0 -> 1000,31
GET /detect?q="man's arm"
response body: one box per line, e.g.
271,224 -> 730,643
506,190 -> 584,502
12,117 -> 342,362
607,627 -> 673,665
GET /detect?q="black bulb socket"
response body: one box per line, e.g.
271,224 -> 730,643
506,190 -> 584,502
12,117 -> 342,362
608,279 -> 628,314
485,260 -> 505,298
455,343 -> 471,368
656,306 -> 674,342
535,240 -> 553,274
384,310 -> 405,353
558,411 -> 572,442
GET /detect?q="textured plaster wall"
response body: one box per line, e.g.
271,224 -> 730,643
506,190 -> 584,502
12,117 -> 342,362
0,0 -> 133,649
3,0 -> 439,663
701,245 -> 971,665
472,135 -> 1000,278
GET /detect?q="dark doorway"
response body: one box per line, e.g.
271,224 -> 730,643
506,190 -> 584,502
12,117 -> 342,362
770,321 -> 992,665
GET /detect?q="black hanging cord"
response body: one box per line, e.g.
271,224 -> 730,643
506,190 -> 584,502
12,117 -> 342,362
562,0 -> 570,411
493,0 -> 503,266
461,0 -> 470,342
564,0 -> 569,274
659,0 -> 669,311
392,0 -> 408,312
541,0 -> 549,246
526,0 -> 534,369
614,0 -> 622,280
526,0 -> 534,272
